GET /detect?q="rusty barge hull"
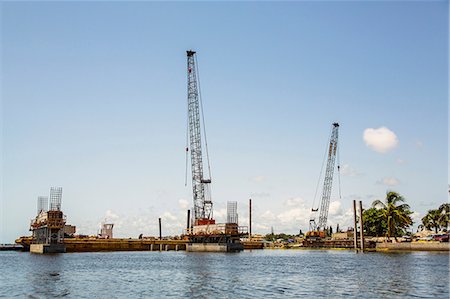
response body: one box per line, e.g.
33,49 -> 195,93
64,239 -> 190,252
302,239 -> 376,249
17,237 -> 188,252
16,237 -> 263,252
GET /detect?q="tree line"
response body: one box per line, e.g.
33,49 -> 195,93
262,191 -> 448,241
363,191 -> 449,238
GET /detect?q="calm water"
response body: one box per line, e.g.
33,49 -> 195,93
1,250 -> 448,298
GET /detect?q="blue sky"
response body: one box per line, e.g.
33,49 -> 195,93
1,1 -> 448,242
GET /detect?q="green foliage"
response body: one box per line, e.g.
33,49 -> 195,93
439,203 -> 449,230
363,207 -> 387,237
421,204 -> 449,233
372,191 -> 413,238
264,233 -> 297,241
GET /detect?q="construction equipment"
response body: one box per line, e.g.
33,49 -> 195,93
29,187 -> 67,253
307,123 -> 340,239
184,50 -> 246,252
186,50 -> 214,226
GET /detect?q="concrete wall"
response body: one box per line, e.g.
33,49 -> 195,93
187,242 -> 244,252
64,239 -> 188,252
30,244 -> 44,253
187,243 -> 228,252
30,244 -> 66,254
376,242 -> 449,251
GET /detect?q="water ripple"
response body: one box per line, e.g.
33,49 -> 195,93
0,250 -> 448,298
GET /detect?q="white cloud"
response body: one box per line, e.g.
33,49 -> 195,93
376,177 -> 400,186
277,208 -> 309,227
161,211 -> 177,221
254,223 -> 270,231
284,197 -> 305,207
340,164 -> 362,177
260,210 -> 277,222
76,197 -> 356,238
329,201 -> 343,216
250,175 -> 266,183
213,207 -> 227,222
327,207 -> 354,230
363,127 -> 399,153
105,209 -> 119,221
247,197 -> 359,234
396,158 -> 406,165
178,199 -> 189,210
411,212 -> 421,224
250,192 -> 270,198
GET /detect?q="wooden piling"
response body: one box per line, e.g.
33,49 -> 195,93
353,200 -> 358,250
249,198 -> 252,241
159,217 -> 162,240
359,201 -> 365,252
187,210 -> 191,233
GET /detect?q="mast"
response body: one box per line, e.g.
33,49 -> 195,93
186,50 -> 213,225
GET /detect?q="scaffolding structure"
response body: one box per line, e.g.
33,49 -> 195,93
49,187 -> 62,211
37,196 -> 48,215
227,201 -> 238,224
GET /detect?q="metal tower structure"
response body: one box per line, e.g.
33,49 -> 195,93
49,187 -> 62,211
37,196 -> 48,215
310,123 -> 340,232
227,201 -> 238,224
186,50 -> 214,226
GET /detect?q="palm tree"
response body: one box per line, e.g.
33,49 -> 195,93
421,209 -> 442,233
438,203 -> 449,230
372,191 -> 413,239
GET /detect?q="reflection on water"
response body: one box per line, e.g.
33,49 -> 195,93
0,250 -> 448,298
26,253 -> 70,297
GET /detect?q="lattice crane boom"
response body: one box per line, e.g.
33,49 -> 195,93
317,123 -> 339,229
186,50 -> 213,225
310,123 -> 339,232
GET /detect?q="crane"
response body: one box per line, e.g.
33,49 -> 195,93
308,122 -> 340,237
184,51 -> 246,252
186,50 -> 215,226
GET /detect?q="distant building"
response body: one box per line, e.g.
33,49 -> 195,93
64,225 -> 76,236
332,231 -> 354,240
98,223 -> 114,239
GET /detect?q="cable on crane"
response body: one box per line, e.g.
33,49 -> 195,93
337,137 -> 342,200
185,63 -> 191,187
185,111 -> 189,187
311,128 -> 333,212
195,54 -> 213,182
